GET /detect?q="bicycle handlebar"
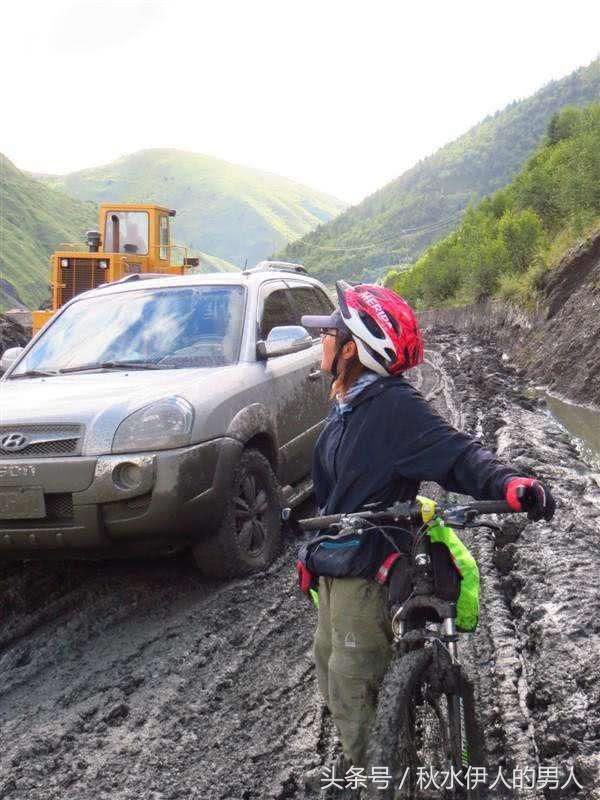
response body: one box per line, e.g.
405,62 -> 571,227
300,514 -> 352,530
459,500 -> 512,515
297,498 -> 515,532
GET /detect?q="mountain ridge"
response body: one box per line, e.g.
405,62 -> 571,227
39,148 -> 347,268
278,57 -> 600,282
387,103 -> 600,311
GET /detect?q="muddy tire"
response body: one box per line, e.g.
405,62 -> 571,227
191,448 -> 283,578
366,648 -> 486,799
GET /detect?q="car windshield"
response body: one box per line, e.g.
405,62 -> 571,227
11,285 -> 246,375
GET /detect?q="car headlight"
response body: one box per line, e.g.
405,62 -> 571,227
112,397 -> 194,454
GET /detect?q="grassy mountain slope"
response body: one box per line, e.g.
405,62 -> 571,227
278,58 -> 600,283
386,104 -> 600,310
196,251 -> 238,273
41,149 -> 346,269
0,154 -> 96,312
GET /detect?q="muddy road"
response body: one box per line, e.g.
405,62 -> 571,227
1,331 -> 598,799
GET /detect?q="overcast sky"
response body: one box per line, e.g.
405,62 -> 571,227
2,0 -> 599,203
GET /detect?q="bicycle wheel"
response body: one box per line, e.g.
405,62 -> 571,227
365,647 -> 486,800
446,671 -> 487,800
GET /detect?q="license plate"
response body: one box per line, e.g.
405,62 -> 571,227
0,487 -> 46,520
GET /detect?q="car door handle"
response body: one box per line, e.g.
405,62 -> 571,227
308,369 -> 322,382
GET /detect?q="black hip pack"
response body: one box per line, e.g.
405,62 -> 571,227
383,541 -> 461,606
297,526 -> 412,581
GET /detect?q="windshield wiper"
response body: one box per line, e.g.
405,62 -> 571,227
8,369 -> 58,379
58,360 -> 162,374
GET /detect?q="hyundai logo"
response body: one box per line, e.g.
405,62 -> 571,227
0,433 -> 29,452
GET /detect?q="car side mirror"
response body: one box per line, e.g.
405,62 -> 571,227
0,347 -> 25,374
257,325 -> 313,359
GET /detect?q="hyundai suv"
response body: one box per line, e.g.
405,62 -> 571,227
0,263 -> 334,576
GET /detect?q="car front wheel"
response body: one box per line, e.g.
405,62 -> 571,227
191,448 -> 283,577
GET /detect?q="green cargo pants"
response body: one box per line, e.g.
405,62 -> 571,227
313,575 -> 394,768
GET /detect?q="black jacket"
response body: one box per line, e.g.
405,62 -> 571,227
313,375 -> 516,515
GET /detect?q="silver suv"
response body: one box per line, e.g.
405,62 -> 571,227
0,264 -> 334,576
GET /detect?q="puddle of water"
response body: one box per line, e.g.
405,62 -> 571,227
543,393 -> 600,468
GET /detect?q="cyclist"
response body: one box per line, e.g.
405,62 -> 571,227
298,281 -> 556,789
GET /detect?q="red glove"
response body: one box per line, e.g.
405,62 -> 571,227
504,477 -> 556,522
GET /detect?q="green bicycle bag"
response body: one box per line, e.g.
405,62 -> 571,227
428,521 -> 480,632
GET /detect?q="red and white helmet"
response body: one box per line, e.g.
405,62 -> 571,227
301,281 -> 424,376
335,281 -> 424,375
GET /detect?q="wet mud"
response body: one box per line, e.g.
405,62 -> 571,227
1,330 -> 599,799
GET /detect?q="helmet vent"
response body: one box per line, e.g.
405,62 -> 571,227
385,311 -> 401,334
359,311 -> 385,339
362,339 -> 388,367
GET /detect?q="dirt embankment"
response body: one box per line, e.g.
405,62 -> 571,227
0,331 -> 599,799
419,228 -> 600,407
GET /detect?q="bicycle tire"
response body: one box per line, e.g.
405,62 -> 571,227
446,670 -> 487,800
365,648 -> 486,800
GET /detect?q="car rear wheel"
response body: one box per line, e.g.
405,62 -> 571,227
191,448 -> 283,577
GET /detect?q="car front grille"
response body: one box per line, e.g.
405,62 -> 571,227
46,493 -> 74,520
0,424 -> 84,459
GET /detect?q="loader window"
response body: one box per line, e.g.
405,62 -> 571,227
104,211 -> 149,255
159,215 -> 169,260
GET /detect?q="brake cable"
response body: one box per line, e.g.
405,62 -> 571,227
411,522 -> 429,558
354,518 -> 412,554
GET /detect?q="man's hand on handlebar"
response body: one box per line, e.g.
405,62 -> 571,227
504,477 -> 556,522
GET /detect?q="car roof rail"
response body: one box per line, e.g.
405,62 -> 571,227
95,273 -> 177,290
243,260 -> 307,275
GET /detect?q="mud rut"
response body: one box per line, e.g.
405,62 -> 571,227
0,331 -> 598,799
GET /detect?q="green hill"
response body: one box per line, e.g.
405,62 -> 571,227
278,58 -> 600,284
41,149 -> 347,269
386,104 -> 600,309
0,154 -> 96,312
195,251 -> 239,273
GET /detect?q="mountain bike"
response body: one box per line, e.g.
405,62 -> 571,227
298,495 -> 519,799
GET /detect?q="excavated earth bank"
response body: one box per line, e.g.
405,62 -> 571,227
419,228 -> 600,408
0,331 -> 599,799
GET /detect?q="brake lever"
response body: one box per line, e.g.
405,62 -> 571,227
442,505 -> 504,534
340,516 -> 368,531
441,506 -> 473,527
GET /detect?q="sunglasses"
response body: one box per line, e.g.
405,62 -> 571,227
319,328 -> 338,339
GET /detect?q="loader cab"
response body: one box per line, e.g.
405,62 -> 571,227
99,203 -> 175,265
31,203 -> 190,335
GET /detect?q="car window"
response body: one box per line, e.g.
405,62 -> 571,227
287,284 -> 335,337
258,283 -> 297,339
12,285 -> 246,373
